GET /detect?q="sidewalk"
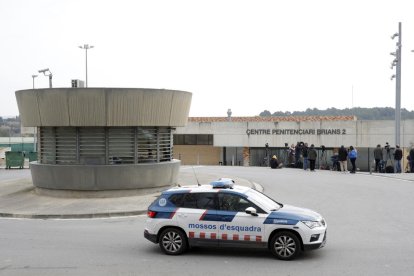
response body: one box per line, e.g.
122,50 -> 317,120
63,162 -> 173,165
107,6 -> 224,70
0,167 -> 261,219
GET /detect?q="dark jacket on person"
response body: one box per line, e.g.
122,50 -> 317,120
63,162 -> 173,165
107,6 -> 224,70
374,147 -> 383,160
295,143 -> 301,158
394,148 -> 403,161
338,146 -> 348,161
410,148 -> 414,160
302,146 -> 309,158
308,147 -> 317,160
270,157 -> 279,169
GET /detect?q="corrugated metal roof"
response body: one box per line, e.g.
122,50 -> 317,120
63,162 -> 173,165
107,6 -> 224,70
188,116 -> 357,122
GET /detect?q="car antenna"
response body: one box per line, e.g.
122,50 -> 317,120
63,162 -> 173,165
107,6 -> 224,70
192,166 -> 201,186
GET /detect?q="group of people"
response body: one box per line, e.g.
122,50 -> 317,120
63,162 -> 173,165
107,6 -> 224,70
287,142 -> 358,173
285,142 -> 318,171
271,142 -> 414,174
374,143 -> 414,173
337,145 -> 358,173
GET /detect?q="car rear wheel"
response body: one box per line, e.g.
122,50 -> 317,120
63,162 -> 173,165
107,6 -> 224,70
270,231 -> 301,260
159,228 -> 187,255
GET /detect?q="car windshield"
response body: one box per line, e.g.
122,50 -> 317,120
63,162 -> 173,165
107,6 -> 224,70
245,189 -> 282,211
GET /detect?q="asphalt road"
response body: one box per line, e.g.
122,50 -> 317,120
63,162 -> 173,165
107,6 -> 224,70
1,167 -> 414,276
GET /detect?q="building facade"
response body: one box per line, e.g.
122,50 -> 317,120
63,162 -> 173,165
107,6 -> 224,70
174,116 -> 414,171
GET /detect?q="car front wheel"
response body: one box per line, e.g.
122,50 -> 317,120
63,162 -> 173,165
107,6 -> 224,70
159,228 -> 187,255
270,231 -> 301,260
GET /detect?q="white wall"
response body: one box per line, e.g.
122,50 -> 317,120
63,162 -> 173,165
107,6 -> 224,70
176,119 -> 414,148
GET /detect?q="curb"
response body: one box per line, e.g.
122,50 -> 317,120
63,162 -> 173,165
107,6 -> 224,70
0,210 -> 147,219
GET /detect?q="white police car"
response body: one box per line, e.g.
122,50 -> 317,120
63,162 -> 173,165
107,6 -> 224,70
144,178 -> 327,260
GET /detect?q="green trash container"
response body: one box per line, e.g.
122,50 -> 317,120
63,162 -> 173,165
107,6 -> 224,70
28,152 -> 38,162
5,151 -> 24,169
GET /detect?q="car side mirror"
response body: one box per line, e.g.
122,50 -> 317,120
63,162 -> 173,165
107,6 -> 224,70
245,207 -> 258,216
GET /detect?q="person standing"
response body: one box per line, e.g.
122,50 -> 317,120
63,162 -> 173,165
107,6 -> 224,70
410,147 -> 414,173
348,146 -> 357,173
288,144 -> 295,167
338,145 -> 348,173
393,145 -> 403,173
295,142 -> 301,168
308,144 -> 317,171
302,143 -> 309,170
374,144 -> 383,172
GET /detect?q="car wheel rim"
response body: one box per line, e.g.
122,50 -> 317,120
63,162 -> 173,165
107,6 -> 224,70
274,236 -> 296,258
162,231 -> 183,253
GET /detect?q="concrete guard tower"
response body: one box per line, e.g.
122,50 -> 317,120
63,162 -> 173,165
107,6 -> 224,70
15,88 -> 192,194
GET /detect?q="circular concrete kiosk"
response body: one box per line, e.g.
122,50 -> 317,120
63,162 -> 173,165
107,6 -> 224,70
15,88 -> 192,194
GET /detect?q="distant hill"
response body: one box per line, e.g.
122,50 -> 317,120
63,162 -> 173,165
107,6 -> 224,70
259,107 -> 414,120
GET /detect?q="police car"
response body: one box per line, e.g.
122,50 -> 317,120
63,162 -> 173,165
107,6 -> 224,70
144,178 -> 327,260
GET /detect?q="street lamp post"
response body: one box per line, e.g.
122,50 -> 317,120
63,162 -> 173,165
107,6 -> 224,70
31,74 -> 38,152
78,44 -> 94,87
31,74 -> 38,89
31,74 -> 38,151
38,68 -> 53,88
390,22 -> 402,147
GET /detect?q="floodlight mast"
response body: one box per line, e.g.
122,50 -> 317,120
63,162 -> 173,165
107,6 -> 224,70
78,44 -> 94,87
390,22 -> 402,147
38,68 -> 53,88
31,73 -> 38,151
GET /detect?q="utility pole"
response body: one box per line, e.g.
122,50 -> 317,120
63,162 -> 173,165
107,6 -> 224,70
390,22 -> 401,146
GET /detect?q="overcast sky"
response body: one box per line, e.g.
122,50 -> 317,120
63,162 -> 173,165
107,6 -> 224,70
1,0 -> 414,117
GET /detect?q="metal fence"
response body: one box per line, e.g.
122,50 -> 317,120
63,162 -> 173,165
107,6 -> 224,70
39,126 -> 173,165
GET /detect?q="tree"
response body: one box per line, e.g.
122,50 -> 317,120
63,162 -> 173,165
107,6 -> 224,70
259,107 -> 414,120
259,110 -> 272,116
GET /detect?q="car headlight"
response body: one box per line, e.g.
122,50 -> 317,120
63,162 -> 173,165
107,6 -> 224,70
302,220 -> 322,229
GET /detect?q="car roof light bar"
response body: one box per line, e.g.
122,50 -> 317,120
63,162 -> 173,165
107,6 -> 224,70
210,178 -> 235,189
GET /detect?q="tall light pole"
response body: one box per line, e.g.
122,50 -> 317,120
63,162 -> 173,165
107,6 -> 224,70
31,74 -> 38,152
390,22 -> 402,147
38,68 -> 53,88
78,44 -> 94,87
31,74 -> 38,89
31,74 -> 39,152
